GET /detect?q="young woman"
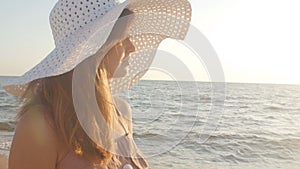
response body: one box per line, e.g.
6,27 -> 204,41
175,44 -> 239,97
3,0 -> 191,168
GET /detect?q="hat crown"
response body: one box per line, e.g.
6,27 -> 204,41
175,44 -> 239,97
49,0 -> 117,46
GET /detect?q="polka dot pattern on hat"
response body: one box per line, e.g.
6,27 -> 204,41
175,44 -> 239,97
50,0 -> 117,46
2,0 -> 192,97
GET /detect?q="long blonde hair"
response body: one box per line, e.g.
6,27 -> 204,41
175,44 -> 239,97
17,8 -> 134,166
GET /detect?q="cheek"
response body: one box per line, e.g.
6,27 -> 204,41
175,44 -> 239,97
114,46 -> 126,64
104,47 -> 125,72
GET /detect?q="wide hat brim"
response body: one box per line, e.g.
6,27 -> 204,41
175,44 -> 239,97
2,0 -> 192,97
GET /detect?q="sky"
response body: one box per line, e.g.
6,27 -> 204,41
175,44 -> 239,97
0,0 -> 300,84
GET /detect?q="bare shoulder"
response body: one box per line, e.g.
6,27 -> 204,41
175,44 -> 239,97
9,106 -> 58,169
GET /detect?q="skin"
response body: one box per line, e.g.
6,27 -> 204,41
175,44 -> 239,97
8,38 -> 136,169
103,37 -> 136,78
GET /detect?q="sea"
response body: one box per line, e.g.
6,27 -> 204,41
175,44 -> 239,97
0,76 -> 300,169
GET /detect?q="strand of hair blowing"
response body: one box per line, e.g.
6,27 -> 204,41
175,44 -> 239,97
18,66 -> 115,166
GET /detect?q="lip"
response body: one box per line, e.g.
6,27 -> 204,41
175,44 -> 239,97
119,59 -> 129,67
123,54 -> 130,60
123,58 -> 129,63
122,55 -> 130,63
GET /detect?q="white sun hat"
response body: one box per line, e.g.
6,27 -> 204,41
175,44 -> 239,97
2,0 -> 192,97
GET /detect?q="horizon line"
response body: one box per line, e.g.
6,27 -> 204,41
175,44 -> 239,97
0,75 -> 299,86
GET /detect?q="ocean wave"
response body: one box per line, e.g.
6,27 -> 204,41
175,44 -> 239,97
265,106 -> 300,112
133,132 -> 166,139
180,134 -> 299,164
0,92 -> 9,97
264,105 -> 284,111
167,112 -> 186,118
220,153 -> 250,163
0,104 -> 16,108
192,132 -> 265,141
0,142 -> 10,151
278,138 -> 300,151
199,96 -> 212,103
184,132 -> 291,147
0,121 -> 16,131
225,95 -> 256,101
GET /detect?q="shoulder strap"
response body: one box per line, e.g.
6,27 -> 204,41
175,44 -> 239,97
115,108 -> 130,135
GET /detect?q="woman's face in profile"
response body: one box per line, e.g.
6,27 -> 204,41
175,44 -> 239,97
104,37 -> 136,78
